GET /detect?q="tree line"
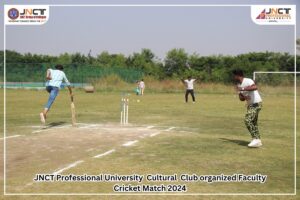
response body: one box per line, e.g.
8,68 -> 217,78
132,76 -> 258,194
0,49 -> 299,83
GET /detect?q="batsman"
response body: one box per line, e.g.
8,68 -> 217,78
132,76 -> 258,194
40,64 -> 73,124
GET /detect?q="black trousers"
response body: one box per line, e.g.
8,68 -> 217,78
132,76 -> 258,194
185,89 -> 195,102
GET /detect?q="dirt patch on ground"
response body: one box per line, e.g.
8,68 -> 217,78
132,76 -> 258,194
1,123 -> 161,190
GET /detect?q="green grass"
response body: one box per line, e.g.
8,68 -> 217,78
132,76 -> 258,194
0,88 -> 299,199
91,75 -> 298,94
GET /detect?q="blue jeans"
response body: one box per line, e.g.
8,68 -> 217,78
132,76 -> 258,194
45,86 -> 59,109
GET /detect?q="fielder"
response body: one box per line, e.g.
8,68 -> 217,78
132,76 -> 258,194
135,80 -> 140,95
233,69 -> 263,148
181,76 -> 197,103
40,64 -> 73,124
139,79 -> 145,96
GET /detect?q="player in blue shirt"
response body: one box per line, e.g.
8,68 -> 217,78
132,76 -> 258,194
40,64 -> 73,124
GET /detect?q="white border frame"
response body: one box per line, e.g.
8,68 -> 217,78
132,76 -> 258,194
3,4 -> 297,196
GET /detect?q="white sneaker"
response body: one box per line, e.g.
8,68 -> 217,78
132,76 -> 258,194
40,113 -> 46,124
248,139 -> 262,148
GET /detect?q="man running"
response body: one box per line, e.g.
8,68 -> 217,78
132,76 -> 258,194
233,69 -> 263,148
181,76 -> 196,103
40,64 -> 73,124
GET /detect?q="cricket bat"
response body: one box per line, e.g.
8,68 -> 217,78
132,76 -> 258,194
71,95 -> 76,126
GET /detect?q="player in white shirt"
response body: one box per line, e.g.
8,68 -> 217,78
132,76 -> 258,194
40,64 -> 73,124
181,76 -> 197,103
139,79 -> 145,96
233,69 -> 263,148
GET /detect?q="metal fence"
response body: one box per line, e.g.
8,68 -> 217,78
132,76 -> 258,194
0,63 -> 143,88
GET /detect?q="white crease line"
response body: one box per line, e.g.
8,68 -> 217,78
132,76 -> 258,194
86,148 -> 94,152
23,125 -> 48,128
80,125 -> 98,128
53,160 -> 84,175
54,125 -> 72,129
32,124 -> 72,133
32,129 -> 46,133
0,135 -> 22,140
77,122 -> 98,125
83,127 -> 106,130
146,126 -> 155,129
93,149 -> 115,158
22,181 -> 34,189
79,124 -> 101,129
150,131 -> 161,137
76,123 -> 89,125
165,127 -> 176,132
122,140 -> 138,147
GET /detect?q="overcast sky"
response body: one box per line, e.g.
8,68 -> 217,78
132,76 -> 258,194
1,0 -> 299,59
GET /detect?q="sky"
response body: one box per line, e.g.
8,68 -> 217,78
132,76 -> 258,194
1,0 -> 299,59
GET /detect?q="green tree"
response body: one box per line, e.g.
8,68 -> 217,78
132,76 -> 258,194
71,53 -> 87,64
96,51 -> 111,67
126,49 -> 162,77
164,48 -> 188,77
110,54 -> 127,67
57,53 -> 72,65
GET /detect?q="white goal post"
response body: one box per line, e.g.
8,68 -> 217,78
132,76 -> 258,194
253,71 -> 300,81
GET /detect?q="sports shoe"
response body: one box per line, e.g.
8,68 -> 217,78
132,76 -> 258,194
40,113 -> 46,124
248,139 -> 262,148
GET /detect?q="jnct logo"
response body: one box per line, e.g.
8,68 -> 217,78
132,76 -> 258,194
251,5 -> 295,25
256,8 -> 292,20
5,5 -> 50,25
7,8 -> 19,20
20,8 -> 47,16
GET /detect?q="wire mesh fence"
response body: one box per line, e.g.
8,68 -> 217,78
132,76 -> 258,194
0,63 -> 143,88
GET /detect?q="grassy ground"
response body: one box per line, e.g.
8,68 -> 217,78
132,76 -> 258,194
0,87 -> 299,199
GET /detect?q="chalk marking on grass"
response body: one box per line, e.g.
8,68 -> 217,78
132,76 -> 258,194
165,127 -> 176,132
31,126 -> 51,133
54,125 -> 72,129
22,181 -> 35,190
26,182 -> 33,186
25,159 -> 84,188
25,125 -> 48,128
53,160 -> 84,175
93,149 -> 115,158
0,135 -> 22,140
150,131 -> 161,137
31,124 -> 71,133
75,122 -> 92,126
86,148 -> 94,152
122,140 -> 138,147
79,124 -> 101,129
32,129 -> 47,134
80,125 -> 97,129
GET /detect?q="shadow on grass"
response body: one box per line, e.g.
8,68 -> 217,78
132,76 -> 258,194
219,138 -> 249,147
44,121 -> 67,129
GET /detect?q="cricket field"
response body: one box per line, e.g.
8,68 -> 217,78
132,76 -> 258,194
0,87 -> 299,200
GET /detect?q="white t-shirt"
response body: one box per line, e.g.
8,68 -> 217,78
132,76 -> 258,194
238,78 -> 262,105
184,79 -> 196,90
46,69 -> 70,88
139,81 -> 145,89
